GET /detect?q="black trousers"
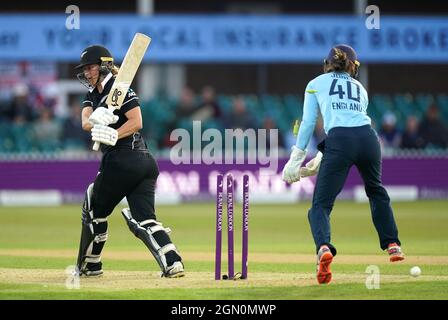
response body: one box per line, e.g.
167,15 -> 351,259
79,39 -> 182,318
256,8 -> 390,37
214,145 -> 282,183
308,125 -> 401,255
91,149 -> 159,222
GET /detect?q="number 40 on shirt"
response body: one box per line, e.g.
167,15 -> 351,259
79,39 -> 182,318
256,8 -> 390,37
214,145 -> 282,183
329,79 -> 360,102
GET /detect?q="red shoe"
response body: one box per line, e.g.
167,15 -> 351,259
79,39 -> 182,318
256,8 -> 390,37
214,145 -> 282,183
316,245 -> 333,284
387,243 -> 405,262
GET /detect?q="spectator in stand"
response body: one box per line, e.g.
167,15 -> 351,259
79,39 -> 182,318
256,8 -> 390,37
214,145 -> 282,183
260,115 -> 284,149
194,86 -> 221,122
223,96 -> 256,156
379,112 -> 401,149
223,96 -> 255,130
62,99 -> 91,150
161,87 -> 198,148
5,84 -> 37,123
400,115 -> 424,149
41,83 -> 61,117
175,87 -> 197,121
33,108 -> 61,151
419,104 -> 448,149
0,98 -> 10,122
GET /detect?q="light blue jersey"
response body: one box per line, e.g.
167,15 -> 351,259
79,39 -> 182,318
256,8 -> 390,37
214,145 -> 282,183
295,72 -> 371,150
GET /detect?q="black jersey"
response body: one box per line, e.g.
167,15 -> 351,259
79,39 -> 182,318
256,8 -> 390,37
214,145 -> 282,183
82,73 -> 147,152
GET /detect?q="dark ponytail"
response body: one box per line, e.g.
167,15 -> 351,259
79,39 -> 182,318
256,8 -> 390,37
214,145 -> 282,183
323,45 -> 360,78
324,48 -> 351,73
330,48 -> 349,71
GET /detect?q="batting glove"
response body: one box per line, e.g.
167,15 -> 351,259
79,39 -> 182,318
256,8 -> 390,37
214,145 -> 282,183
282,146 -> 307,184
300,151 -> 323,178
89,107 -> 119,126
91,124 -> 118,146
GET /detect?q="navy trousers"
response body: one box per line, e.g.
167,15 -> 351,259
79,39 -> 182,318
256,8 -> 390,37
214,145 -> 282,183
308,125 -> 401,255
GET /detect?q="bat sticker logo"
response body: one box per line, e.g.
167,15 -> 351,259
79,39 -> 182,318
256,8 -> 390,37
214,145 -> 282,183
110,88 -> 122,107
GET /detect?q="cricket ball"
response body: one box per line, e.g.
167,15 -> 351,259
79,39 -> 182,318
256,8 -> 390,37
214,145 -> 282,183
410,266 -> 421,277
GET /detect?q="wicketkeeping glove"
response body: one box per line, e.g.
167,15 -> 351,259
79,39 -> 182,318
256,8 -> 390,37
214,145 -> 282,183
282,146 -> 307,184
91,124 -> 118,146
300,151 -> 323,178
89,107 -> 119,126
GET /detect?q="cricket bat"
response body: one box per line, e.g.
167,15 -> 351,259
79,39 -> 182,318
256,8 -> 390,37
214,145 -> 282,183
93,33 -> 151,151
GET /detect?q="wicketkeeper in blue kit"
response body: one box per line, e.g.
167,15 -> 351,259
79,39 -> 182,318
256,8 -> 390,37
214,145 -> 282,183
282,44 -> 405,284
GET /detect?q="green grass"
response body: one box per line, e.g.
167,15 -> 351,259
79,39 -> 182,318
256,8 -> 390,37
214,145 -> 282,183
1,200 -> 448,300
2,281 -> 448,300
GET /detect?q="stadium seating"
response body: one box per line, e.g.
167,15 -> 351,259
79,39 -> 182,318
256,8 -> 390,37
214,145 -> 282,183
1,93 -> 447,153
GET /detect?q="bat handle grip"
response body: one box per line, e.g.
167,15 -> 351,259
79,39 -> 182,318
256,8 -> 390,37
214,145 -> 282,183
93,141 -> 100,151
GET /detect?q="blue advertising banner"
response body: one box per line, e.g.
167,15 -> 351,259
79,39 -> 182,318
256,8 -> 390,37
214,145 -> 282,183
0,14 -> 447,62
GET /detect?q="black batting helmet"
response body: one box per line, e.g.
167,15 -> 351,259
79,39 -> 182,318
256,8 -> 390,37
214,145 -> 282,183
75,45 -> 113,69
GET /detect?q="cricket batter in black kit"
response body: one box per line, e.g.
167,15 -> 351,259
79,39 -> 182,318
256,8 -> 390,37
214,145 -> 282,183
74,45 -> 184,278
282,44 -> 404,284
